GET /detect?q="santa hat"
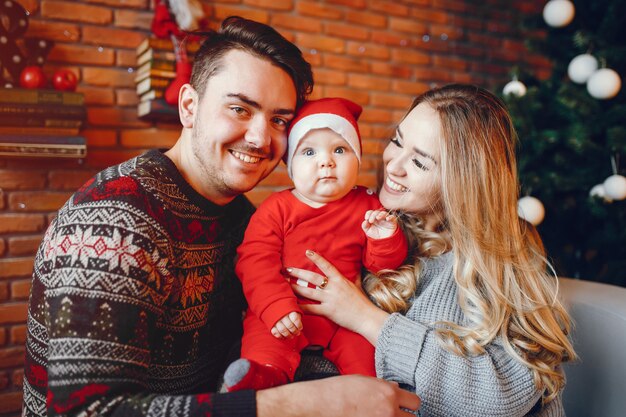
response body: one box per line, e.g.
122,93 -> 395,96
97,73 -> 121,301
285,97 -> 362,177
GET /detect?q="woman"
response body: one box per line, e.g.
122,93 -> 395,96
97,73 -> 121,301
288,84 -> 576,416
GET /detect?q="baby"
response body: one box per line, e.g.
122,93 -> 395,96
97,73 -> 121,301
224,97 -> 408,391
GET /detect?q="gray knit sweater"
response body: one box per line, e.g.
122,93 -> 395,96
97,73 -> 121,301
375,251 -> 565,417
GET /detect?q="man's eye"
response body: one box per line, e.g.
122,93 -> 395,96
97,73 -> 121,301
231,106 -> 247,115
272,117 -> 288,128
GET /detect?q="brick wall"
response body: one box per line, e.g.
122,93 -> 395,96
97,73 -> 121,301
0,0 -> 550,414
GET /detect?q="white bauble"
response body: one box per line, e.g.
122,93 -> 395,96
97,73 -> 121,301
543,0 -> 575,27
503,80 -> 527,97
568,54 -> 598,84
587,68 -> 622,99
589,184 -> 612,202
603,174 -> 626,200
517,196 -> 545,226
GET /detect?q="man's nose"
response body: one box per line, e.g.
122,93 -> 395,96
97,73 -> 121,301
245,118 -> 271,149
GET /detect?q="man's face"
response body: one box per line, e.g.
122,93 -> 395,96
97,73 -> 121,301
189,49 -> 297,203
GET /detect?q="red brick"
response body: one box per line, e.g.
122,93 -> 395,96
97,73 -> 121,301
114,8 -> 153,30
117,89 -> 139,106
0,391 -> 23,414
325,22 -> 370,41
323,87 -> 369,105
48,43 -> 115,66
356,172 -> 377,189
329,0 -> 366,8
10,325 -> 27,345
370,93 -> 414,109
83,130 -> 118,148
0,346 -> 24,368
0,171 -> 46,190
0,215 -> 45,234
411,9 -> 449,24
392,80 -> 431,95
0,258 -> 34,280
296,33 -> 345,54
313,68 -> 348,86
414,68 -> 454,83
323,55 -> 368,73
348,74 -> 391,91
361,139 -> 386,154
0,239 -> 5,257
11,280 -> 31,300
84,0 -> 148,7
88,107 -> 150,128
42,1 -> 113,24
302,51 -> 322,67
12,368 -> 24,388
432,0 -> 469,13
86,150 -> 144,169
271,14 -> 322,33
359,107 -> 393,124
431,24 -> 464,41
213,6 -> 270,23
82,26 -> 145,49
78,86 -> 116,105
369,1 -> 409,17
389,17 -> 428,35
0,304 -> 28,325
120,129 -> 180,148
118,49 -> 139,68
296,1 -> 343,19
48,170 -> 96,190
346,42 -> 390,60
345,10 -> 387,28
392,49 -> 431,65
370,62 -> 412,78
0,190 -> 4,209
433,55 -> 468,71
27,19 -> 80,42
243,0 -> 293,10
0,284 -> 8,302
7,236 -> 42,257
83,67 -> 135,88
0,328 -> 5,346
9,192 -> 71,212
371,31 -> 411,47
16,0 -> 39,13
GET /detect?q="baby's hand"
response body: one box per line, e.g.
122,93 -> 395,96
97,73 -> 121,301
362,209 -> 398,240
271,311 -> 303,339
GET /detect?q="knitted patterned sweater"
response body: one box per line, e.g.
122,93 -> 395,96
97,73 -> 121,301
23,150 -> 257,417
375,251 -> 565,417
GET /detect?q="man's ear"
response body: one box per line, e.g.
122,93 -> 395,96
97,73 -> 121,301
179,84 -> 198,128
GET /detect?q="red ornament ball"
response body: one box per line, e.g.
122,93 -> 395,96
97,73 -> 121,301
52,69 -> 78,91
19,66 -> 47,89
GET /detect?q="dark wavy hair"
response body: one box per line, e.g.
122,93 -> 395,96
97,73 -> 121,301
190,16 -> 313,108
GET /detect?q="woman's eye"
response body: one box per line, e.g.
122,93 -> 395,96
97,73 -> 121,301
412,158 -> 428,171
390,136 -> 402,147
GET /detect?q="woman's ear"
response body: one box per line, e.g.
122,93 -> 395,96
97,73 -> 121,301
178,84 -> 197,128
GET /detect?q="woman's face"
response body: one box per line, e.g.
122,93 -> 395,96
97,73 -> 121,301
379,102 -> 443,231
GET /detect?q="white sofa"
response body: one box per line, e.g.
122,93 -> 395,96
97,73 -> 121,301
559,277 -> 626,417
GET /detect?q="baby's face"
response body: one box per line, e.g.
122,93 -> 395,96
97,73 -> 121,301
291,128 -> 359,205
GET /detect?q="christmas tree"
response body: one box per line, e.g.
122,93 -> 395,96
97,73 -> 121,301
504,0 -> 626,287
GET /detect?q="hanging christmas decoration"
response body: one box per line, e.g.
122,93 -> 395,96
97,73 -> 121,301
587,68 -> 622,99
589,184 -> 612,202
542,0 -> 575,28
603,174 -> 626,201
503,79 -> 527,97
517,196 -> 545,226
568,54 -> 598,84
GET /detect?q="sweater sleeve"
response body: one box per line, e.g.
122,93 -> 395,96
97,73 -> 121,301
362,227 -> 408,272
235,196 -> 301,328
27,206 -> 256,417
375,314 -> 548,417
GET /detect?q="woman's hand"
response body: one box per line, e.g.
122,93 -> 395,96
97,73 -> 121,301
287,250 -> 390,345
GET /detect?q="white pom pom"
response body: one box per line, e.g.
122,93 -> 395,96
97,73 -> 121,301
589,184 -> 612,202
518,196 -> 545,226
603,174 -> 626,200
568,54 -> 598,84
587,68 -> 622,99
503,80 -> 527,97
543,0 -> 575,27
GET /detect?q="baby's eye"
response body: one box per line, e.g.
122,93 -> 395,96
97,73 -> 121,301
334,147 -> 346,154
303,148 -> 315,156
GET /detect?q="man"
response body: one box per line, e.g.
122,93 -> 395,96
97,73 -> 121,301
22,16 -> 420,417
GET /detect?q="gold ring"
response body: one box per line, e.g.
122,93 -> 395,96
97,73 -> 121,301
319,276 -> 328,289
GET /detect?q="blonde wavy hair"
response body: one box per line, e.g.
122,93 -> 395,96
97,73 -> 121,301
363,84 -> 576,403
